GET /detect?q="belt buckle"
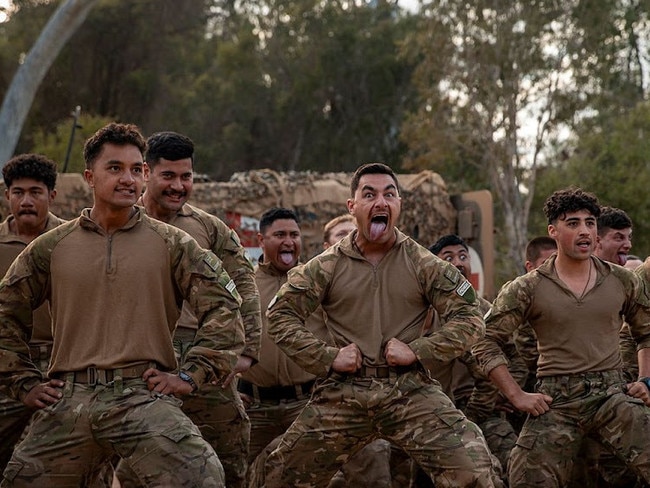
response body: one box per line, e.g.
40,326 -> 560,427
87,367 -> 111,385
86,366 -> 97,386
364,366 -> 381,377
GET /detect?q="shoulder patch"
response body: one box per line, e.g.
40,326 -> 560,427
225,279 -> 237,295
203,253 -> 220,272
456,280 -> 471,298
444,266 -> 459,284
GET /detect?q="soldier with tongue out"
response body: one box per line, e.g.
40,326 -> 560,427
261,163 -> 502,487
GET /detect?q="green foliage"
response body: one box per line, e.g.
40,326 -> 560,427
534,101 -> 650,260
30,113 -> 113,174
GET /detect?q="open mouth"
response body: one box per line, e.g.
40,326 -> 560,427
370,215 -> 388,240
279,251 -> 294,265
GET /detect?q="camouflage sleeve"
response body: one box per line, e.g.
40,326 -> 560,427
622,265 -> 650,352
512,322 -> 539,373
619,322 -> 638,381
472,277 -> 532,378
0,244 -> 50,400
407,251 -> 485,364
267,257 -> 340,377
211,218 -> 262,363
171,233 -> 245,388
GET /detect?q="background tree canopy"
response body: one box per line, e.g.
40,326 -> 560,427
2,0 -> 650,285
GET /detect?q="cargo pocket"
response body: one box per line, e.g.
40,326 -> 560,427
160,421 -> 202,443
514,431 -> 537,451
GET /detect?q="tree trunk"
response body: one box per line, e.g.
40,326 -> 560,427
0,0 -> 100,167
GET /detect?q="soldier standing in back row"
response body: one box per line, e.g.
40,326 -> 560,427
114,131 -> 261,488
472,187 -> 650,487
0,122 -> 244,487
0,154 -> 66,471
261,162 -> 502,487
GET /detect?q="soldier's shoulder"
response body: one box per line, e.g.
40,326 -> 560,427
141,213 -> 198,247
34,219 -> 79,247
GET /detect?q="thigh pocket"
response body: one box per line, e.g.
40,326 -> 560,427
514,431 -> 537,451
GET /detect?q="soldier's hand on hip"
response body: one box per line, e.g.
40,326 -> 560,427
384,338 -> 417,366
222,355 -> 254,388
510,390 -> 553,416
331,343 -> 362,373
22,379 -> 65,409
143,368 -> 194,397
626,381 -> 650,406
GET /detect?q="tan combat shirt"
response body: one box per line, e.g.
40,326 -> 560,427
0,207 -> 244,400
267,229 -> 484,377
473,255 -> 650,378
0,213 -> 65,346
240,261 -> 316,387
142,201 -> 262,362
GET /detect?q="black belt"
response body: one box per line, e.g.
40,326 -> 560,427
52,362 -> 156,385
238,379 -> 315,402
353,364 -> 419,378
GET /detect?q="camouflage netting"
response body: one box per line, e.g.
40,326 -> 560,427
0,169 -> 456,259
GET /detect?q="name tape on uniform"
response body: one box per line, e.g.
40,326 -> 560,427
456,280 -> 471,298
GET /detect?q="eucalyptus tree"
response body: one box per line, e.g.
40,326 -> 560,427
401,0 -> 649,280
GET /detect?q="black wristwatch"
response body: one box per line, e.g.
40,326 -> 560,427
638,377 -> 650,390
179,371 -> 197,391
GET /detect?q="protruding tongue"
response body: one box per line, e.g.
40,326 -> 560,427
618,254 -> 627,266
280,252 -> 294,265
370,221 -> 387,240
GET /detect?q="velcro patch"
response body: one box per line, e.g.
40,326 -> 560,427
444,267 -> 459,284
456,280 -> 471,298
203,253 -> 220,272
225,279 -> 237,295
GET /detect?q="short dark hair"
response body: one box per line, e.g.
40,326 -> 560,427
350,162 -> 400,197
428,234 -> 468,256
525,236 -> 557,263
145,131 -> 194,168
83,122 -> 146,169
543,187 -> 601,224
259,207 -> 299,234
597,206 -> 632,236
2,154 -> 58,191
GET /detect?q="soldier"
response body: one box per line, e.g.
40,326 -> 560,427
322,214 -> 356,250
0,154 -> 66,471
262,162 -> 502,487
114,130 -> 261,488
512,236 -> 557,378
472,187 -> 650,486
238,207 -> 313,469
0,123 -> 244,487
428,234 -> 527,478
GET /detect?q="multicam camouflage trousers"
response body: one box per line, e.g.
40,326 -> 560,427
115,328 -> 250,488
509,369 -> 650,487
262,370 -> 503,488
116,381 -> 250,488
1,377 -> 225,487
0,343 -> 51,472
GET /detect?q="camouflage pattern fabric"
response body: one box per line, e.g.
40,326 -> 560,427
116,335 -> 251,488
260,372 -> 503,488
0,344 -> 51,471
619,322 -> 639,381
1,378 -> 225,487
509,370 -> 650,486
